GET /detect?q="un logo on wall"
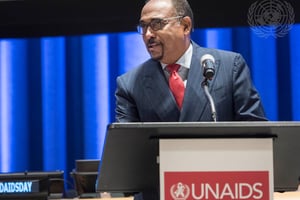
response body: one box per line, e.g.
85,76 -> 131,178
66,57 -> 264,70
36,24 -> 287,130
247,0 -> 295,38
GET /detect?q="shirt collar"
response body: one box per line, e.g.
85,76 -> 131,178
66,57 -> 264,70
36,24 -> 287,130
161,42 -> 193,70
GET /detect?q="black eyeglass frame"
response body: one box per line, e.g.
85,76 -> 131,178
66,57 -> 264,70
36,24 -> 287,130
137,16 -> 183,35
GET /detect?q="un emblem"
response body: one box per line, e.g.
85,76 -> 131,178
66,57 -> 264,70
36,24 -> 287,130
247,0 -> 295,38
170,182 -> 190,200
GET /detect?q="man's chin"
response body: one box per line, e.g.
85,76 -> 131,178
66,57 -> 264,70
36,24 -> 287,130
150,53 -> 163,61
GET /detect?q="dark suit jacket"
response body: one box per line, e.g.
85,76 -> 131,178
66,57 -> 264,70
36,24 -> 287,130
115,41 -> 267,122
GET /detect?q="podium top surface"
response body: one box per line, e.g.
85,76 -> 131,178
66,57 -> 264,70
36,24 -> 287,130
107,121 -> 300,139
108,121 -> 300,129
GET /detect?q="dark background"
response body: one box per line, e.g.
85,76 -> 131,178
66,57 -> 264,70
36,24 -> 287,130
0,0 -> 299,38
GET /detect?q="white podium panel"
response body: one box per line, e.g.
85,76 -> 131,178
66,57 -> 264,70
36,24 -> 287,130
160,138 -> 274,200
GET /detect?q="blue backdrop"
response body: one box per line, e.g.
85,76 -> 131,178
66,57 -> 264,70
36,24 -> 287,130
1,25 -> 300,185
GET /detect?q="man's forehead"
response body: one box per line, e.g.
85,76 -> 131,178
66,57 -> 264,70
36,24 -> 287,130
140,0 -> 174,21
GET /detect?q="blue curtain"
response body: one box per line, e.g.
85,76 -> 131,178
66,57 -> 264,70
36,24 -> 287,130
1,25 -> 300,182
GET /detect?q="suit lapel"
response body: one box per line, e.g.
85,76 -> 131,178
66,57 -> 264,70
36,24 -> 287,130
180,45 -> 207,121
180,44 -> 220,121
143,61 -> 180,121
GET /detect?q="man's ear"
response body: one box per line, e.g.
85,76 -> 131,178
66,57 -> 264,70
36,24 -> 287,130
181,16 -> 192,33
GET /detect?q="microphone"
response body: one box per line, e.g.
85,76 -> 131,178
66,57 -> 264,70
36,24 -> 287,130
200,54 -> 217,122
201,54 -> 215,80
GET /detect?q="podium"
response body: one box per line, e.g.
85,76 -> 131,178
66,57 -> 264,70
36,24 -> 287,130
96,122 -> 300,200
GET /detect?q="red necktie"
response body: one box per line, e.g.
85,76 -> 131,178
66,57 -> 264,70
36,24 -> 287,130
166,64 -> 185,109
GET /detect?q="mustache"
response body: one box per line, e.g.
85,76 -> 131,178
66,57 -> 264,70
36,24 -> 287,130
147,38 -> 159,47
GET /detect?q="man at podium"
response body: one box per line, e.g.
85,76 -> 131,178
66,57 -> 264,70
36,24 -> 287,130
115,0 -> 267,123
112,0 -> 267,199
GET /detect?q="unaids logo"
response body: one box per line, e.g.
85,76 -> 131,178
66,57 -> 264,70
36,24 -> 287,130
170,182 -> 190,200
247,0 -> 295,38
165,171 -> 269,200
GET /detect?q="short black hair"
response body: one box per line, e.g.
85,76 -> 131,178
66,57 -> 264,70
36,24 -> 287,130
172,0 -> 194,28
144,0 -> 194,28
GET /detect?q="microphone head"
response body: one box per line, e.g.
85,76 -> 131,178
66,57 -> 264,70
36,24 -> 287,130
201,54 -> 215,65
201,54 -> 215,80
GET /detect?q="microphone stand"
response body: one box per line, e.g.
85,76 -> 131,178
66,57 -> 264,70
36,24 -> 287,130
201,78 -> 217,122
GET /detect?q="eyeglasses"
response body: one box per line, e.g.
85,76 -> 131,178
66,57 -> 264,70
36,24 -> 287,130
137,16 -> 183,35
